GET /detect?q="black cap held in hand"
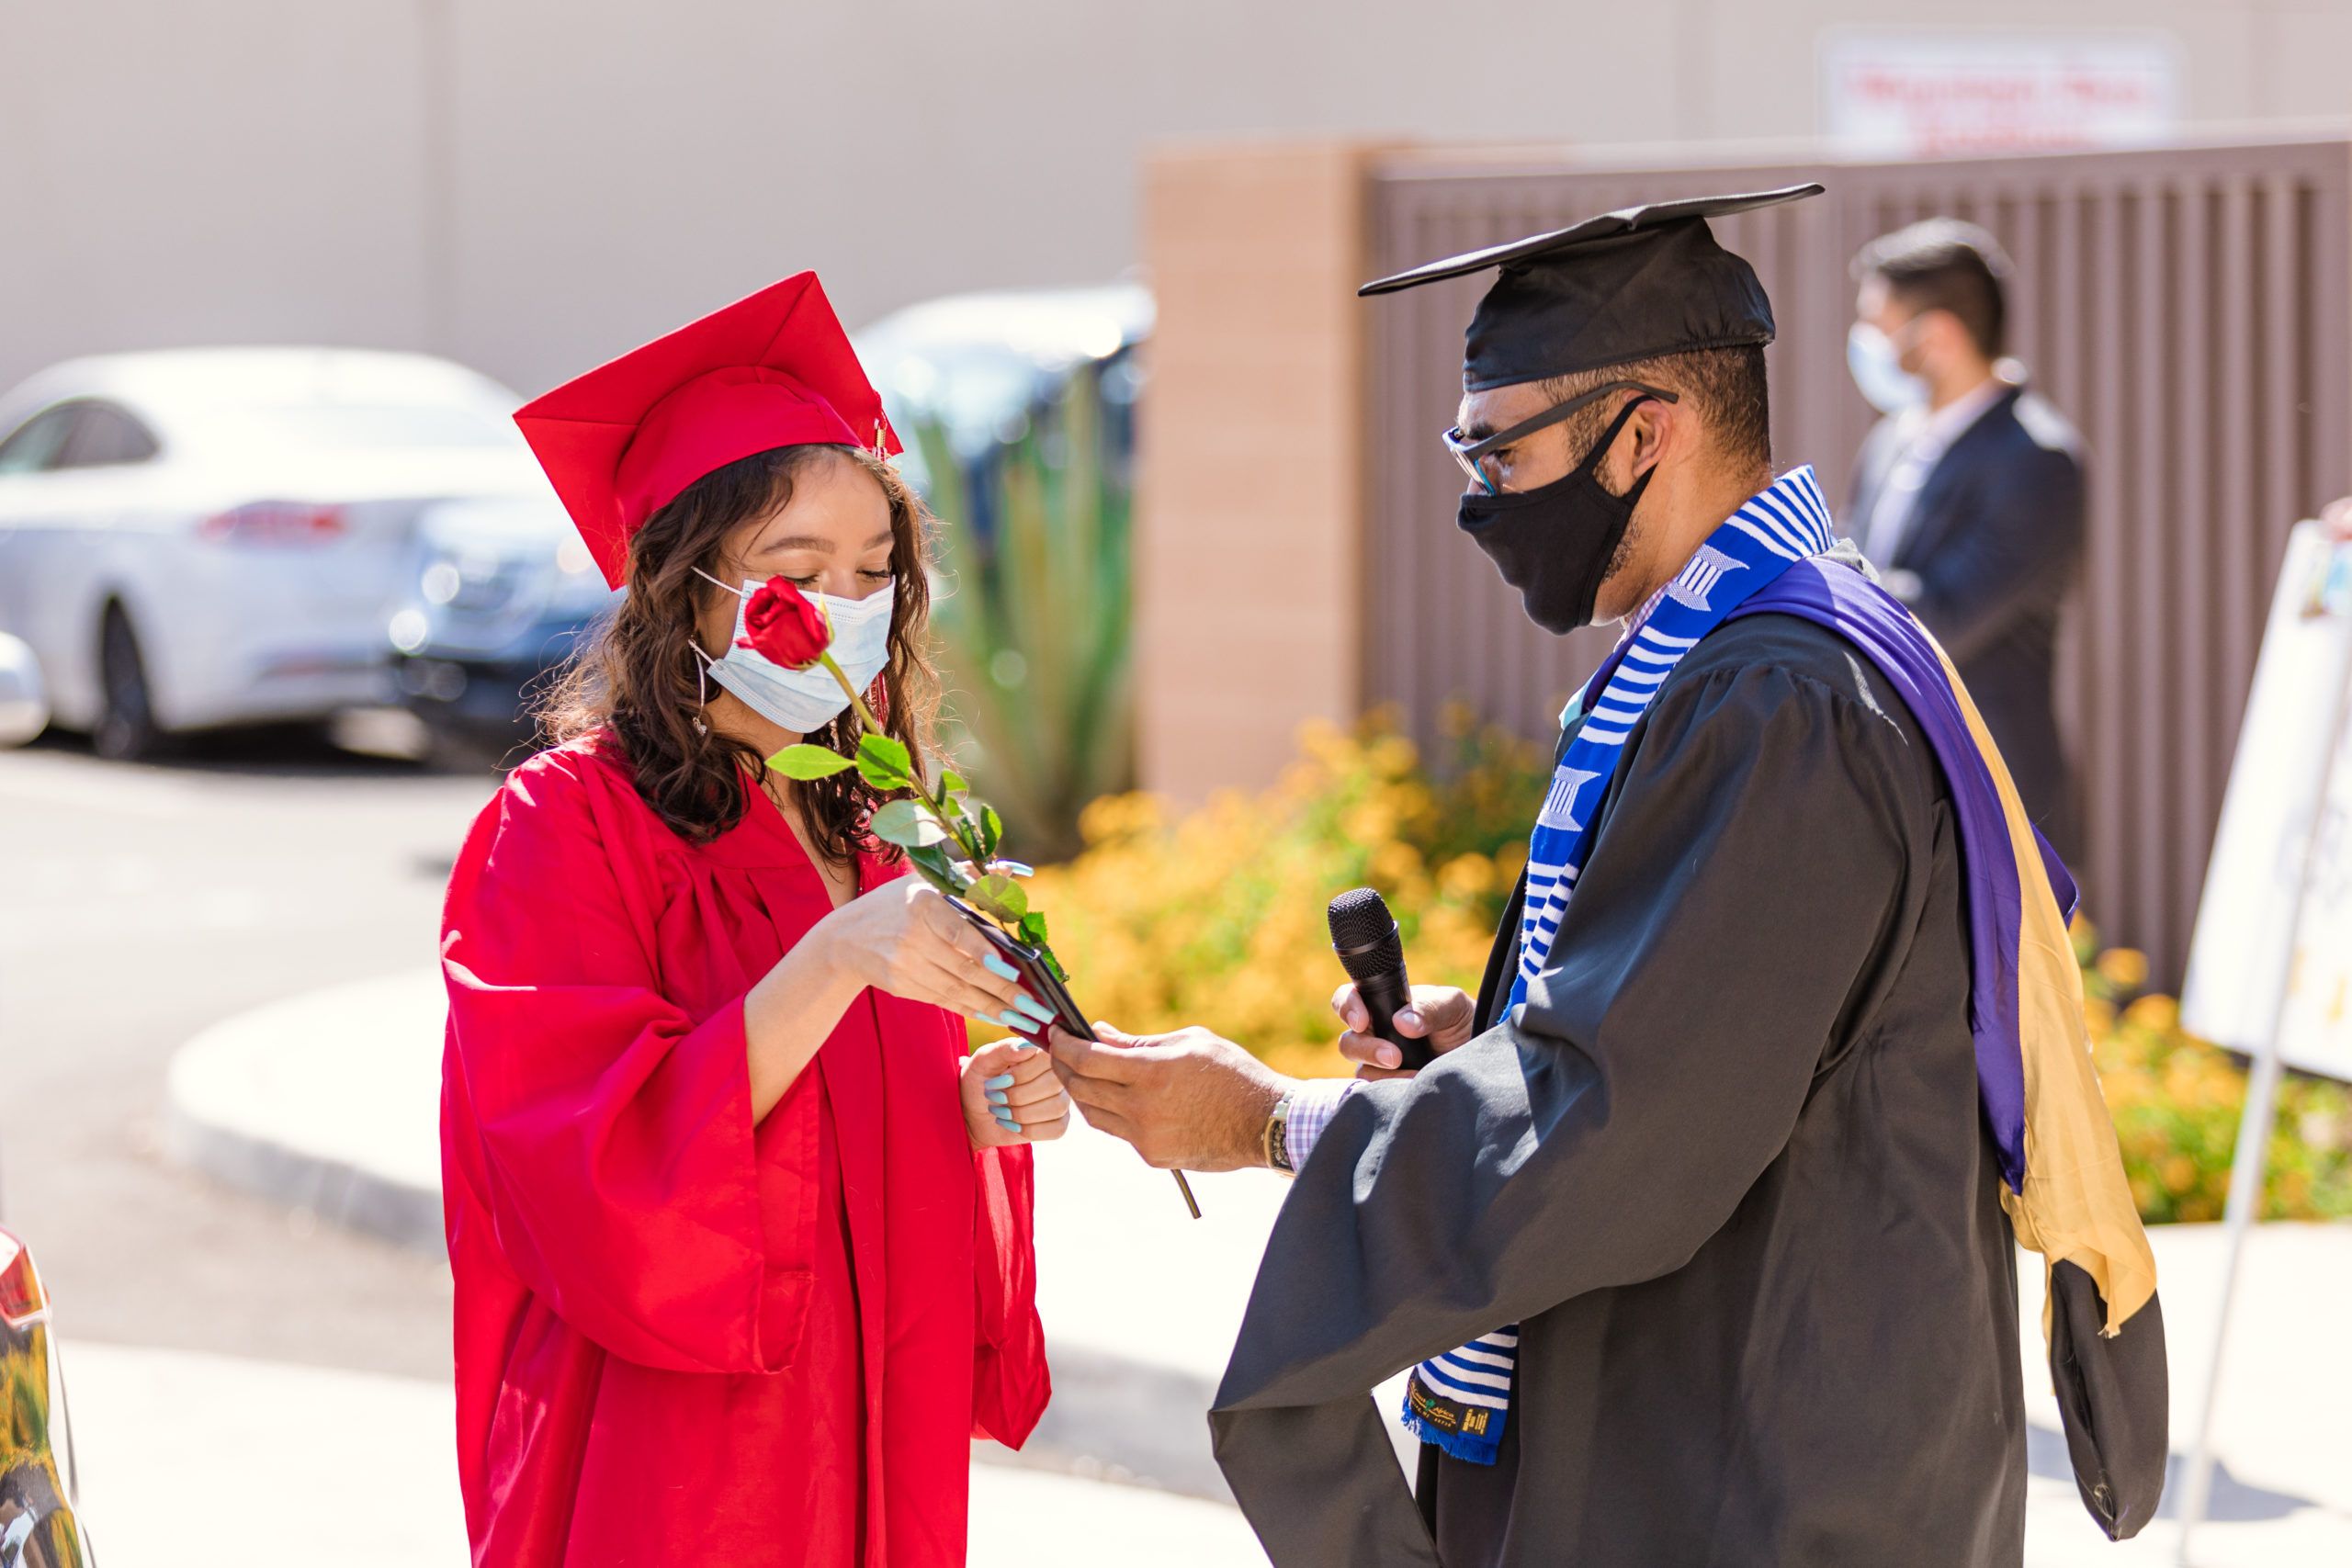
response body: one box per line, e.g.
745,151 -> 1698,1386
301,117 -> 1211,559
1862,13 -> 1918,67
1328,887 -> 1403,985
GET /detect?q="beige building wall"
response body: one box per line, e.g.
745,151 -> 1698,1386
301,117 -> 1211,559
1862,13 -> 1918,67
6,1 -> 2350,401
1133,142 -> 1381,804
8,4 -> 2350,801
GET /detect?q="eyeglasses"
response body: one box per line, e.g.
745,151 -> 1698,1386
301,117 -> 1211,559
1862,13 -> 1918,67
1442,379 -> 1679,494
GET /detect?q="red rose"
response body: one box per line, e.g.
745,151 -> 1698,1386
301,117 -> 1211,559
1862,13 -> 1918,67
738,577 -> 831,670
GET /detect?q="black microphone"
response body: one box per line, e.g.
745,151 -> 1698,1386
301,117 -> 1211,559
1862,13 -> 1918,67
1327,887 -> 1430,1070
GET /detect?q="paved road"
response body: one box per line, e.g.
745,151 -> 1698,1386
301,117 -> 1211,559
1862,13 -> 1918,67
0,721 -> 492,1381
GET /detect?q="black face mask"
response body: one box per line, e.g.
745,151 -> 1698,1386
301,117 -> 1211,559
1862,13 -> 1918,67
1456,396 -> 1655,635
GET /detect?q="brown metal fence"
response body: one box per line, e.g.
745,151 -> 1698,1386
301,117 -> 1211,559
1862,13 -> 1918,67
1363,139 -> 2352,988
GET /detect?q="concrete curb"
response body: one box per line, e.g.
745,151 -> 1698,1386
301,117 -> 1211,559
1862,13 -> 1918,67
166,971 -> 447,1254
1009,1345 -> 1226,1498
165,1092 -> 446,1253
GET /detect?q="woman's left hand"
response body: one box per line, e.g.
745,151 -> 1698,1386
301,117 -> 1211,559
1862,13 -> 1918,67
963,1039 -> 1070,1150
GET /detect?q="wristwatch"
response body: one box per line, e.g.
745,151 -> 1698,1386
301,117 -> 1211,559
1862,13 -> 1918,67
1264,1092 -> 1295,1173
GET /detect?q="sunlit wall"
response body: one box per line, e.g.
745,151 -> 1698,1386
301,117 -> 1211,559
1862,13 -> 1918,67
5,0 -> 2348,397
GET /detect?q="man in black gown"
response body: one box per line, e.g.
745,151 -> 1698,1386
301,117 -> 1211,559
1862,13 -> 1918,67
1047,186 -> 2164,1567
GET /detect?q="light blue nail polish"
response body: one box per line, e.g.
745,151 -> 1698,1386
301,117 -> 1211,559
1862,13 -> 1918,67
1012,993 -> 1056,1024
994,1112 -> 1020,1132
981,953 -> 1020,982
996,1010 -> 1031,1032
985,1073 -> 1015,1089
986,1089 -> 1009,1106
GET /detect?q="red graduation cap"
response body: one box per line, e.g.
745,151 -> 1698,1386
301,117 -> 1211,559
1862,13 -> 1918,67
514,271 -> 900,587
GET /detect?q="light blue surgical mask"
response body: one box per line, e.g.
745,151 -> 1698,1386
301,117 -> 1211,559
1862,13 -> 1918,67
693,569 -> 894,735
1847,321 -> 1928,414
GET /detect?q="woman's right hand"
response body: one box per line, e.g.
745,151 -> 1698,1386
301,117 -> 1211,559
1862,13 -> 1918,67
821,879 -> 1057,1034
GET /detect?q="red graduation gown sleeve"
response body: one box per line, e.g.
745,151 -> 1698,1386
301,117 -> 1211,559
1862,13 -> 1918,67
971,1142 -> 1049,1446
440,751 -> 813,1376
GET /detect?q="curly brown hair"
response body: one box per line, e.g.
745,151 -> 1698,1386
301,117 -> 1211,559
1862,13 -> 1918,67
537,444 -> 941,876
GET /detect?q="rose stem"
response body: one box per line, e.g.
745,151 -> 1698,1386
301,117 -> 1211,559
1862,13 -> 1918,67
818,650 -> 989,874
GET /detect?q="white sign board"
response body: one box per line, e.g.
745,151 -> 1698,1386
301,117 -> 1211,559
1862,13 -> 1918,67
1819,29 -> 2182,159
2182,523 -> 2352,1081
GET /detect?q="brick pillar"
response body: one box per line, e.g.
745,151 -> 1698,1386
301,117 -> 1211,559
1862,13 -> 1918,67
1134,139 -> 1386,803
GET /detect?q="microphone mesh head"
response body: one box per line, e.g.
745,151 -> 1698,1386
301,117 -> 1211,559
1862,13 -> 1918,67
1327,886 -> 1402,983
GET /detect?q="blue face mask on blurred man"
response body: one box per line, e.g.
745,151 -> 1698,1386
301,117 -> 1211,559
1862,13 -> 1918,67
1846,321 -> 1928,414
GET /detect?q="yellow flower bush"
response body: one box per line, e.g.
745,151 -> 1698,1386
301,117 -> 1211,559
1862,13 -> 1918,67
1009,713 -> 1539,1078
2074,923 -> 2352,1223
1000,717 -> 2352,1224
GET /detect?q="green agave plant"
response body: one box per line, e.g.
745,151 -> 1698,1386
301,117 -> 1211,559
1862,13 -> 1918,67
905,360 -> 1135,863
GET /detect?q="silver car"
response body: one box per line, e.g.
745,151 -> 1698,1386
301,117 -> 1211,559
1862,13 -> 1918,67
0,348 -> 549,759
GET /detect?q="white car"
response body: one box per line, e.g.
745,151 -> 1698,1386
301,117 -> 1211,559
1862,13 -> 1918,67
0,632 -> 46,747
0,348 -> 549,758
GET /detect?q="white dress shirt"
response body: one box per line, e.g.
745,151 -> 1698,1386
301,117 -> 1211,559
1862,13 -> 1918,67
1861,376 -> 2007,570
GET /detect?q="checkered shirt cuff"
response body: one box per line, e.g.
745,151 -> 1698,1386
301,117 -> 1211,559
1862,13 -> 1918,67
1282,1077 -> 1362,1170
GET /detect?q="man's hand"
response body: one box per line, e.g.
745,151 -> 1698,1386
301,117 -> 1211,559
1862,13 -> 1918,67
1046,1022 -> 1292,1172
1331,983 -> 1477,1081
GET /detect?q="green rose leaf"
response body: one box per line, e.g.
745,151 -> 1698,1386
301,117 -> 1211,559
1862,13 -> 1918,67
941,769 -> 968,796
967,873 -> 1029,924
978,803 -> 1004,861
768,743 -> 854,780
869,798 -> 952,849
905,841 -> 966,896
855,731 -> 914,788
1012,910 -> 1063,979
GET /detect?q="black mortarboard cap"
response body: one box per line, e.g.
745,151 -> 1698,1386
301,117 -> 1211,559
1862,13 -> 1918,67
1359,184 -> 1824,390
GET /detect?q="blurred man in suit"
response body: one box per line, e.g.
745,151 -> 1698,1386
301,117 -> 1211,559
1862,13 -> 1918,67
1848,220 -> 2086,869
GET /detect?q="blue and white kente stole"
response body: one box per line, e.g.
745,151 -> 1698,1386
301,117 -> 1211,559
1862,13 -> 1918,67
1401,466 -> 1838,1466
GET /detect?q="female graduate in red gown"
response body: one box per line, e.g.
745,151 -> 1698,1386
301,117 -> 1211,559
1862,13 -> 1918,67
438,274 -> 1062,1567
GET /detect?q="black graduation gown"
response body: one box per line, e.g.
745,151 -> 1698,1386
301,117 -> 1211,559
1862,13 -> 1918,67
1210,613 -> 2035,1567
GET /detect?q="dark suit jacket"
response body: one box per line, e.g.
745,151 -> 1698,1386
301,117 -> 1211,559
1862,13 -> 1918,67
1849,385 -> 2086,869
